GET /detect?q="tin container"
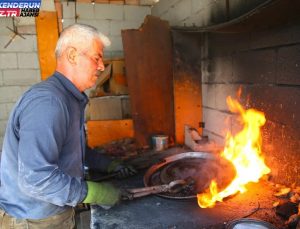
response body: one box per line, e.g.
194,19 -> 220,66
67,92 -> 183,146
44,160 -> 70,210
152,135 -> 168,151
226,218 -> 277,229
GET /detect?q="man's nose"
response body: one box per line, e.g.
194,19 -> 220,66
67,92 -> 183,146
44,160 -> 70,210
97,60 -> 105,72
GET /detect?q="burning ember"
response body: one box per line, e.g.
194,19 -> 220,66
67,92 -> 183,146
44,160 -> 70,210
197,96 -> 271,208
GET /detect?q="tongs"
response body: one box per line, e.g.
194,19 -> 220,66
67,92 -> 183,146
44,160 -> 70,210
122,178 -> 195,200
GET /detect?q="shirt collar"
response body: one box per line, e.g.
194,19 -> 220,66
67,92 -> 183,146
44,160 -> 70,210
53,71 -> 88,105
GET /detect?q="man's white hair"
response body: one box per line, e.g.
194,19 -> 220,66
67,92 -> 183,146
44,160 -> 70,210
55,24 -> 111,57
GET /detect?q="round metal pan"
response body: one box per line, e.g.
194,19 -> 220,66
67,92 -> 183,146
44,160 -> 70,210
226,218 -> 278,229
144,152 -> 236,199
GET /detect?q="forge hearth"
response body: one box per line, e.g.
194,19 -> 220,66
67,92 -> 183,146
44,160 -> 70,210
90,148 -> 287,229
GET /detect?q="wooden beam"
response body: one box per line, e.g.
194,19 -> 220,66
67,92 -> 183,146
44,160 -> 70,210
35,11 -> 59,80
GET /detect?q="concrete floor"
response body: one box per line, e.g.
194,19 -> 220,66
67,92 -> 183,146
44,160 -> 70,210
75,210 -> 91,229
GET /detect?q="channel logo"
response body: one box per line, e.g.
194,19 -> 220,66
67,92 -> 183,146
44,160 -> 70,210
0,0 -> 41,17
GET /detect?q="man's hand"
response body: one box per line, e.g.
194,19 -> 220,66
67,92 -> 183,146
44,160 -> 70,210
83,181 -> 120,206
108,160 -> 137,179
114,164 -> 137,178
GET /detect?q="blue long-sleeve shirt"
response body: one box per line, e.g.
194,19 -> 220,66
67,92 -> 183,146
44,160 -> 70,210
0,72 -> 91,219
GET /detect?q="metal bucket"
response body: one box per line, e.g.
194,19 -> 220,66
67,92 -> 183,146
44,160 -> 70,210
152,135 -> 168,151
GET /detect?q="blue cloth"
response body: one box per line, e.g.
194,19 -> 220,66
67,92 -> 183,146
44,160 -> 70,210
0,72 -> 89,219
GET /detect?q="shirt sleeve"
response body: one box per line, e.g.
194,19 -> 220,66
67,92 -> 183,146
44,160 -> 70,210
85,146 -> 112,172
17,95 -> 87,207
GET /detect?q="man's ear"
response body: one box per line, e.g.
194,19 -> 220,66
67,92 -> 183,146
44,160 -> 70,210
66,47 -> 77,65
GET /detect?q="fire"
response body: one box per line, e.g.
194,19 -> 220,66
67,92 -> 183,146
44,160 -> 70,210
197,96 -> 271,208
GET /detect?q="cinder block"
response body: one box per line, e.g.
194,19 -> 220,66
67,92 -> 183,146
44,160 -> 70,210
151,0 -> 180,17
77,19 -> 110,35
62,19 -> 76,28
215,84 -> 240,111
140,0 -> 156,5
191,0 -> 210,14
277,45 -> 300,85
110,50 -> 124,59
209,56 -> 233,83
202,84 -> 215,108
110,20 -> 141,36
160,10 -> 180,26
203,107 -> 232,138
5,103 -> 15,115
209,33 -> 250,57
95,4 -> 124,20
0,120 -> 7,136
17,53 -> 39,69
0,71 -> 3,86
3,69 -> 40,86
87,95 -> 131,120
0,86 -> 24,103
232,50 -> 276,84
124,5 -> 150,21
16,25 -> 36,35
172,0 -> 192,22
0,104 -> 7,120
182,11 -> 207,27
0,53 -> 17,69
0,18 -> 13,35
62,2 -> 75,19
77,3 -> 95,20
250,27 -> 291,50
106,36 -> 122,51
0,35 -> 36,53
125,0 -> 139,5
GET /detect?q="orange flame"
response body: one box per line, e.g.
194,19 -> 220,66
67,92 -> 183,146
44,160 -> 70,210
197,96 -> 271,208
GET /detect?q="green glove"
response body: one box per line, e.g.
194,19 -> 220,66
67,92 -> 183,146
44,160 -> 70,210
83,181 -> 120,206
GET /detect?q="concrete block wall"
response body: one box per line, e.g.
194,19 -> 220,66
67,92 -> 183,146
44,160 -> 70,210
62,2 -> 151,59
152,0 -> 300,184
202,24 -> 300,185
151,0 -> 266,27
151,0 -> 267,146
0,18 -> 40,148
0,3 -> 150,149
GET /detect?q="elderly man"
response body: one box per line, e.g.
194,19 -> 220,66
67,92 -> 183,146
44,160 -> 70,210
0,24 -> 135,228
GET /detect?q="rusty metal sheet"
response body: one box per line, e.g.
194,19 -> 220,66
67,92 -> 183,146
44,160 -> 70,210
122,15 -> 175,147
